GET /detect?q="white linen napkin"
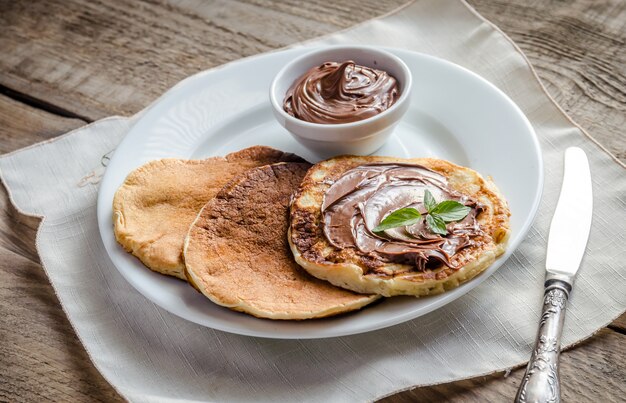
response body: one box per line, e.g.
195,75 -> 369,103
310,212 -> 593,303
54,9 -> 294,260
1,0 -> 624,401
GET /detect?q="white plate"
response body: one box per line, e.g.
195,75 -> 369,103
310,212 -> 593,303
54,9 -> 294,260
97,47 -> 543,339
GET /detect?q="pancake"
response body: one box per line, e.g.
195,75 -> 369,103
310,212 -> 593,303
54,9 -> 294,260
113,146 -> 304,279
183,162 -> 379,320
289,155 -> 510,297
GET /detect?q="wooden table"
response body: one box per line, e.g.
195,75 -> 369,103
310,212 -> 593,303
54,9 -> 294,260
1,1 -> 624,401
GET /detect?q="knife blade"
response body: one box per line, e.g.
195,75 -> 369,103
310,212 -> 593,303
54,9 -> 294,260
545,146 -> 593,283
515,146 -> 593,403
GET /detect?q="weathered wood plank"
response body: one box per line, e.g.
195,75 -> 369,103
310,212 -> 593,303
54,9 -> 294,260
0,94 -> 86,154
609,312 -> 626,333
468,0 -> 626,162
384,328 -> 626,402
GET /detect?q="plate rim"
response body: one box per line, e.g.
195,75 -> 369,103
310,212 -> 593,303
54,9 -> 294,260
97,46 -> 544,339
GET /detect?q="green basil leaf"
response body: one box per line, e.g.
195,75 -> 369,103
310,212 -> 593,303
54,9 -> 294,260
424,189 -> 437,212
426,213 -> 447,235
430,201 -> 471,222
373,208 -> 423,232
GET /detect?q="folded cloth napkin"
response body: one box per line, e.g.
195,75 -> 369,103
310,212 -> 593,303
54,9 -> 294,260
1,0 -> 624,401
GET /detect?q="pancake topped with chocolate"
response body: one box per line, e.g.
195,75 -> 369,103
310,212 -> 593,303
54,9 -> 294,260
289,155 -> 510,297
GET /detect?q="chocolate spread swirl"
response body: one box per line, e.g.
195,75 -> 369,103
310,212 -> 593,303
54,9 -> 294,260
283,61 -> 399,124
322,164 -> 484,271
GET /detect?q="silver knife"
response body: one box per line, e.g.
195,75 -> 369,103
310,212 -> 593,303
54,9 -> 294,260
515,147 -> 593,403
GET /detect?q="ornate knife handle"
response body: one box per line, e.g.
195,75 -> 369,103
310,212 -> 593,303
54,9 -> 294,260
515,279 -> 571,403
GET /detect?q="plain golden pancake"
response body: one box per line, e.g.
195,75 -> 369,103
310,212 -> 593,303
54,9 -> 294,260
113,146 -> 304,279
183,162 -> 379,319
289,155 -> 511,297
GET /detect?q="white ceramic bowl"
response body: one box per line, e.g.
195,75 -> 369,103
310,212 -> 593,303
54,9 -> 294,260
269,45 -> 412,157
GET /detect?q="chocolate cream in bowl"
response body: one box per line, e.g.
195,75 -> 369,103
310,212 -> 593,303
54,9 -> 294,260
283,61 -> 399,124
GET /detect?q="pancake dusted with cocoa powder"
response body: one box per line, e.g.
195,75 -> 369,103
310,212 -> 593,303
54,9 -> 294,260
289,155 -> 510,297
113,146 -> 304,280
183,163 -> 378,320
